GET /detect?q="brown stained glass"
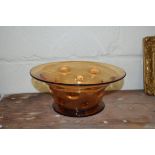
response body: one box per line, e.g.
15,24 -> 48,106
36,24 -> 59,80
30,61 -> 126,117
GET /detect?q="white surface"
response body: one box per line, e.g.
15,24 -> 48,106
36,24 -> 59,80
0,26 -> 154,94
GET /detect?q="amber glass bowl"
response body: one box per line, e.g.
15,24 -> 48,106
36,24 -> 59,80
30,61 -> 126,117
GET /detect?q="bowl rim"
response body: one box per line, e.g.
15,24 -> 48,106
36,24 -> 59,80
30,60 -> 126,86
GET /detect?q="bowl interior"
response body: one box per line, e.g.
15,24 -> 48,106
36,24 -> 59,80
30,61 -> 126,86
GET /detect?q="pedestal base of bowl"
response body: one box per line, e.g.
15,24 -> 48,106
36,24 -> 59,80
52,102 -> 105,117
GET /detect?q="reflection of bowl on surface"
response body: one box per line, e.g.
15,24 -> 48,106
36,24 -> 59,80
30,61 -> 126,117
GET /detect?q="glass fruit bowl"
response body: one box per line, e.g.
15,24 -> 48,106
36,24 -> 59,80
30,61 -> 126,117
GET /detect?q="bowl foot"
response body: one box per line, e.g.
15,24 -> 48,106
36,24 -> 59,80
52,102 -> 105,117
